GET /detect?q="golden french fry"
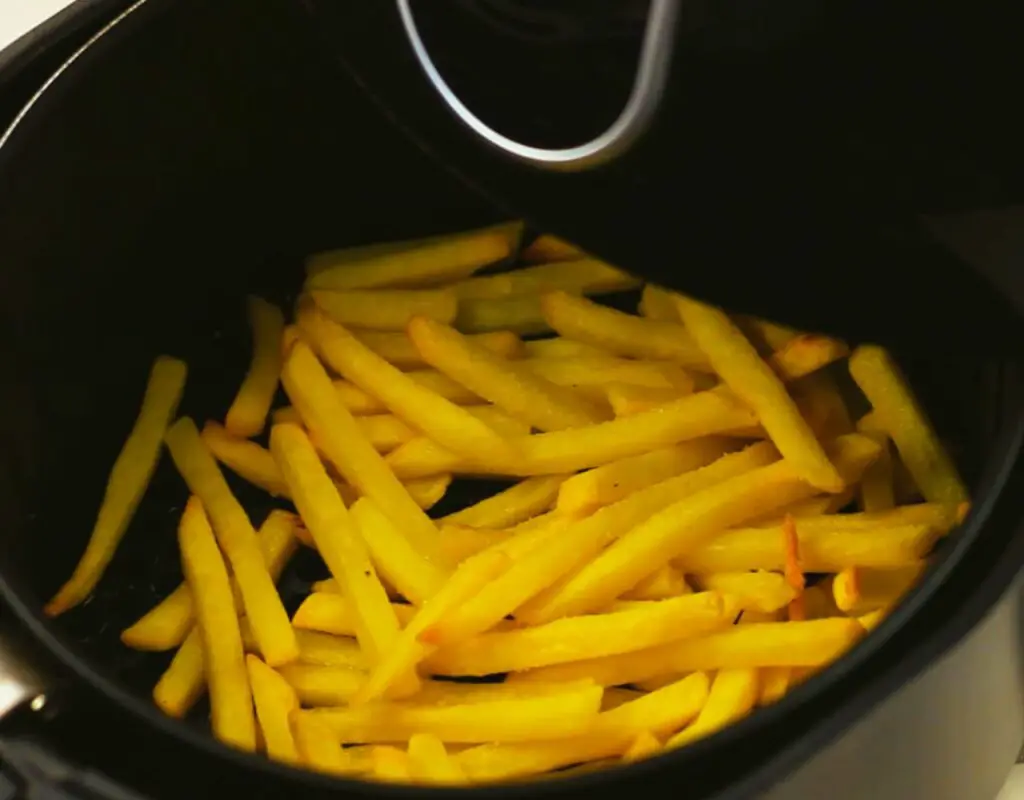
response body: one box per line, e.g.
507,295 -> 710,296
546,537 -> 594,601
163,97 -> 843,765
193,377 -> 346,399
311,288 -> 457,330
457,295 -> 550,335
247,655 -> 300,764
280,341 -> 439,554
857,427 -> 895,513
623,731 -> 663,763
407,734 -> 468,784
426,593 -> 728,676
542,291 -> 709,368
292,593 -> 417,636
443,475 -> 567,529
768,334 -> 848,382
225,296 -> 284,437
833,563 -> 925,614
164,418 -> 298,666
696,572 -> 798,614
524,356 -> 694,394
291,711 -> 367,776
305,223 -> 521,287
372,746 -> 413,782
556,438 -> 735,515
667,668 -> 759,749
858,607 -> 890,631
520,234 -> 586,263
289,629 -> 366,669
277,663 -> 366,707
153,627 -> 205,718
674,295 -> 844,492
758,667 -> 791,706
355,329 -> 523,367
621,565 -> 691,601
849,345 -> 968,506
46,356 -> 187,616
201,421 -> 290,496
522,337 -> 610,360
605,383 -> 686,416
408,316 -> 609,431
638,284 -> 679,321
451,259 -> 637,300
405,474 -> 452,510
438,524 -> 514,565
176,497 -> 255,751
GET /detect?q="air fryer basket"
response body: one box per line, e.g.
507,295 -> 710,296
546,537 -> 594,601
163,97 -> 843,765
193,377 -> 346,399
0,1 -> 1022,799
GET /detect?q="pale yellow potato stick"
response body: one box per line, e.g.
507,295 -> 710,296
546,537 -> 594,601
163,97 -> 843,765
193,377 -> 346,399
408,316 -> 609,431
355,550 -> 510,705
605,383 -> 686,417
556,438 -> 735,515
681,523 -> 937,573
311,288 -> 458,331
176,497 -> 255,751
164,418 -> 298,666
356,329 -> 523,368
305,222 -> 521,287
292,593 -> 417,637
280,341 -> 439,554
849,345 -> 969,506
833,563 -> 925,614
767,334 -> 849,382
200,421 -> 290,496
674,294 -> 844,492
457,294 -> 551,335
123,509 -> 297,650
451,259 -> 637,300
443,475 -> 567,529
153,628 -> 205,718
407,734 -> 468,785
270,424 -> 405,669
623,731 -> 662,763
246,655 -> 300,764
667,668 -> 759,749
524,356 -> 695,394
511,618 -> 863,687
520,234 -> 587,263
291,711 -> 368,776
225,296 -> 285,437
302,683 -> 603,743
638,284 -> 679,321
758,502 -> 964,534
758,667 -> 791,706
46,355 -> 187,616
408,680 -> 595,707
522,337 -> 610,359
349,497 -> 448,606
523,434 -> 878,622
425,592 -> 728,676
298,309 -> 517,461
696,572 -> 798,614
277,663 -> 366,707
542,290 -> 710,368
427,443 -> 779,644
621,565 -> 691,601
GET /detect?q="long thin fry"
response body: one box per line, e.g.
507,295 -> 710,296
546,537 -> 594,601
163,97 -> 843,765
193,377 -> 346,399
311,288 -> 457,331
408,316 -> 609,431
247,655 -> 300,764
605,383 -> 685,416
46,356 -> 187,616
524,357 -> 694,394
667,668 -> 759,749
355,329 -> 522,367
451,259 -> 637,300
225,296 -> 284,437
163,418 -> 298,666
176,497 -> 255,751
856,415 -> 895,512
522,338 -> 610,360
675,295 -> 844,492
443,475 -> 567,529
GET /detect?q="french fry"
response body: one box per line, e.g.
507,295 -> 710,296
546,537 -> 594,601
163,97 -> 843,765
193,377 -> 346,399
767,334 -> 848,382
247,655 -> 300,764
858,607 -> 890,632
623,731 -> 662,763
832,563 -> 925,614
305,223 -> 521,288
201,421 -> 290,496
438,524 -> 514,565
405,474 -> 452,510
225,296 -> 284,437
602,687 -> 645,711
302,683 -> 603,743
542,291 -> 709,368
280,341 -> 439,554
46,355 -> 187,616
457,295 -> 550,335
412,679 -> 599,706
674,294 -> 844,493
667,668 -> 759,749
408,316 -> 610,431
520,234 -> 586,263
848,345 -> 968,506
355,329 -> 523,367
524,357 -> 694,394
176,497 -> 255,751
289,629 -> 366,669
605,383 -> 686,416
696,572 -> 798,614
122,509 -> 297,650
298,309 -> 518,460
426,443 -> 779,645
856,420 -> 895,514
456,673 -> 708,781
638,284 -> 679,321
510,618 -> 864,687
556,438 -> 735,515
621,566 -> 691,601
292,592 -> 417,636
407,734 -> 468,784
164,418 -> 298,666
311,288 -> 457,330
270,424 -> 405,672
521,435 -> 878,623
451,259 -> 637,300
443,475 -> 567,529
522,337 -> 610,360
291,711 -> 367,776
277,663 -> 366,707
372,746 -> 413,782
281,324 -> 302,357
758,667 -> 791,706
153,628 -> 205,718
349,497 -> 448,606
425,593 -> 728,676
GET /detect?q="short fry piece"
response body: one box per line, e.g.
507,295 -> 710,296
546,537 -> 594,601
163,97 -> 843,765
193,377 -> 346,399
46,356 -> 187,616
355,329 -> 522,368
225,296 -> 284,437
623,731 -> 662,763
177,497 -> 255,751
407,734 -> 468,785
292,593 -> 417,637
674,294 -> 843,492
638,284 -> 679,321
768,334 -> 848,382
451,259 -> 637,300
311,288 -> 457,330
153,627 -> 205,718
277,663 -> 366,707
291,711 -> 365,776
520,234 -> 586,262
667,668 -> 759,749
856,417 -> 896,512
833,563 -> 925,614
848,345 -> 968,506
758,667 -> 791,706
164,418 -> 297,666
201,421 -> 290,497
443,475 -> 567,529
247,655 -> 300,764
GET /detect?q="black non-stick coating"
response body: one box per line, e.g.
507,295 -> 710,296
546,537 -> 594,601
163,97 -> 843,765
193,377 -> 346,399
0,1 -> 1021,799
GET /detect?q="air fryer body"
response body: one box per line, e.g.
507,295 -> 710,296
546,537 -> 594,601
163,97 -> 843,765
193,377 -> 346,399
0,3 -> 1022,800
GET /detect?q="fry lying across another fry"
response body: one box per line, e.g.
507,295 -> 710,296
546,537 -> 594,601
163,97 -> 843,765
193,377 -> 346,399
51,224 -> 971,785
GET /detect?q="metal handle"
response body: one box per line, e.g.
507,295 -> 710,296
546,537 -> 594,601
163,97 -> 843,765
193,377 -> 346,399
396,0 -> 682,171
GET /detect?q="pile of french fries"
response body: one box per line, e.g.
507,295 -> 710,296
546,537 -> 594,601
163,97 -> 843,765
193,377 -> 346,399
45,223 -> 970,785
